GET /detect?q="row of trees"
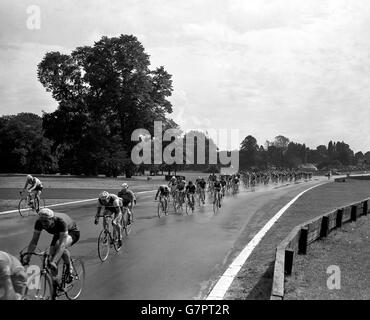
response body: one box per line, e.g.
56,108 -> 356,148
1,34 -> 368,175
240,135 -> 370,170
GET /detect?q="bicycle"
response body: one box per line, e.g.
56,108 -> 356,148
20,248 -> 85,300
97,213 -> 122,262
213,190 -> 222,214
18,190 -> 46,217
173,191 -> 185,214
121,205 -> 133,236
199,188 -> 206,205
157,194 -> 169,218
185,193 -> 195,214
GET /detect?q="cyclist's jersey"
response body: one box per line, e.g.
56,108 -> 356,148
177,180 -> 186,191
0,251 -> 24,280
185,184 -> 196,194
208,175 -> 216,182
158,185 -> 170,195
35,212 -> 79,235
220,180 -> 227,187
198,180 -> 206,189
214,181 -> 222,191
97,194 -> 121,213
27,177 -> 43,190
117,189 -> 136,206
168,180 -> 177,187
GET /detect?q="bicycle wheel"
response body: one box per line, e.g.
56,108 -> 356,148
98,229 -> 110,262
65,258 -> 85,300
18,198 -> 32,217
122,210 -> 132,236
24,271 -> 54,300
157,201 -> 164,218
113,225 -> 122,252
185,200 -> 190,215
165,198 -> 169,215
213,198 -> 219,214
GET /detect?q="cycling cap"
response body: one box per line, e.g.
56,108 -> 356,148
99,191 -> 110,200
26,175 -> 33,181
121,183 -> 128,188
38,208 -> 54,219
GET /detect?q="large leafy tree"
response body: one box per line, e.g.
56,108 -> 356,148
38,35 -> 175,176
0,113 -> 57,173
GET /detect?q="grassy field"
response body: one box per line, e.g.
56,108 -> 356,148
0,172 -> 211,189
285,215 -> 370,300
224,179 -> 370,300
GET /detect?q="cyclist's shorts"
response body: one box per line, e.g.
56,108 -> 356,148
214,187 -> 221,191
34,186 -> 43,192
69,230 -> 80,245
121,201 -> 131,207
50,230 -> 80,246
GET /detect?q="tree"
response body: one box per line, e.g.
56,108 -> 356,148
0,113 -> 57,173
38,34 -> 176,176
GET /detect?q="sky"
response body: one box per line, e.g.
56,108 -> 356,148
1,0 -> 370,153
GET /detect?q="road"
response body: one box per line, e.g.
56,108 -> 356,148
0,178 -> 327,299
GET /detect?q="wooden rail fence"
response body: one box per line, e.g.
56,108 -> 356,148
270,197 -> 370,300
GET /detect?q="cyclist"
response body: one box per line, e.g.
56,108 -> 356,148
0,251 -> 27,300
95,191 -> 123,248
220,176 -> 227,197
208,173 -> 216,191
117,183 -> 136,224
176,177 -> 186,204
155,185 -> 170,202
198,178 -> 207,204
24,208 -> 80,283
168,176 -> 177,200
233,175 -> 240,192
23,175 -> 43,209
185,181 -> 196,210
213,178 -> 222,208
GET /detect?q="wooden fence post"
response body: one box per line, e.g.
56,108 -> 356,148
363,200 -> 368,216
284,249 -> 294,276
320,216 -> 329,237
298,228 -> 308,255
336,209 -> 343,228
351,205 -> 357,222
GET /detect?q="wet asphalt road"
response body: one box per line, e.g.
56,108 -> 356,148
0,179 -> 326,299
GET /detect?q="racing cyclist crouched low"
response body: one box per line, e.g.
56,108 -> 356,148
185,181 -> 196,210
213,178 -> 222,208
220,176 -> 227,197
155,185 -> 170,211
117,183 -> 136,224
176,177 -> 186,204
95,192 -> 123,248
24,208 -> 80,283
0,251 -> 27,300
23,174 -> 43,210
197,178 -> 207,204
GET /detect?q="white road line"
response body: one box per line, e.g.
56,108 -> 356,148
0,190 -> 156,216
205,182 -> 325,300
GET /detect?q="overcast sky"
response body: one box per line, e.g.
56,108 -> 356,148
1,0 -> 370,153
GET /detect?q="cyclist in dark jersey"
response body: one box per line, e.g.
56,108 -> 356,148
185,181 -> 196,210
155,185 -> 170,200
213,178 -> 222,208
24,208 -> 80,282
198,178 -> 207,204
